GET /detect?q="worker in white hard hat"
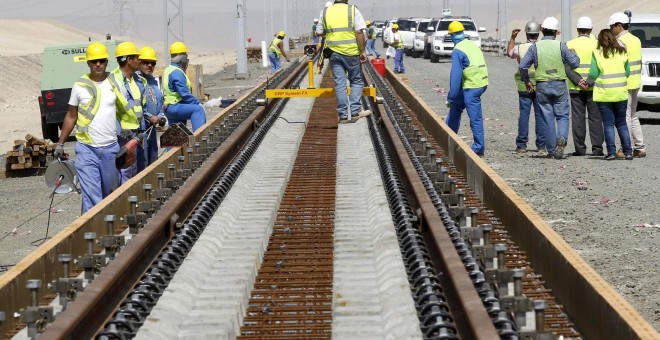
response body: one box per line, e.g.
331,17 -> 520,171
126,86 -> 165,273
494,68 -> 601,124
312,18 -> 320,44
564,16 -> 604,157
519,17 -> 580,159
507,21 -> 547,154
609,11 -> 646,158
268,31 -> 290,74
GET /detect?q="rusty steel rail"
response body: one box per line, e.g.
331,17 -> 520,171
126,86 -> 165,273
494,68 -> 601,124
381,64 -> 659,339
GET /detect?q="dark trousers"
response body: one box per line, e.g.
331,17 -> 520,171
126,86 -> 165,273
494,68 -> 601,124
570,91 -> 604,155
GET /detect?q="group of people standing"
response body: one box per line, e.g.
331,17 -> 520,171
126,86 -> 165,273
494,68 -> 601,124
512,12 -> 646,160
54,41 -> 206,213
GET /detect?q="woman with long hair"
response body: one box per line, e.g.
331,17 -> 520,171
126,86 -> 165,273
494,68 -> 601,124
586,29 -> 632,160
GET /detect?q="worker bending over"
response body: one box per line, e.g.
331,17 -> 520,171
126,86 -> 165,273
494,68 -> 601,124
163,41 -> 206,132
268,31 -> 290,73
137,46 -> 166,166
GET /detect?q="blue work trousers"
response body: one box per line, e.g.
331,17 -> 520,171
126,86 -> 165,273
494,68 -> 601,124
165,103 -> 207,132
75,141 -> 120,213
268,52 -> 281,73
366,39 -> 380,57
144,127 -> 159,166
535,81 -> 570,153
597,100 -> 632,157
516,91 -> 546,150
329,52 -> 364,119
394,48 -> 405,73
446,86 -> 487,155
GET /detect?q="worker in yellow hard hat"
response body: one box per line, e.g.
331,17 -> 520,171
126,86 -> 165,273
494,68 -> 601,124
54,42 -> 139,213
137,46 -> 166,166
390,23 -> 404,73
268,31 -> 290,73
445,21 -> 489,156
162,41 -> 206,132
365,20 -> 380,58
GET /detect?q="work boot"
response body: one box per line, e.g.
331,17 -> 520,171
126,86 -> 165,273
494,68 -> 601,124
633,149 -> 647,158
554,138 -> 566,159
616,148 -> 625,159
514,148 -> 527,154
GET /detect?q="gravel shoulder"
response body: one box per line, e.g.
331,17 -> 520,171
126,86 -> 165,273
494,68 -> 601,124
396,52 -> 660,330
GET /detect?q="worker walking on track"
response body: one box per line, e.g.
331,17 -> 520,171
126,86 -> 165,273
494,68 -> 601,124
565,17 -> 604,157
268,31 -> 290,74
137,46 -> 166,166
507,21 -> 546,154
445,21 -> 489,156
316,0 -> 372,123
519,17 -> 580,160
610,11 -> 646,158
111,41 -> 147,183
163,41 -> 207,132
365,20 -> 380,58
585,29 -> 633,160
54,42 -> 139,213
391,23 -> 405,73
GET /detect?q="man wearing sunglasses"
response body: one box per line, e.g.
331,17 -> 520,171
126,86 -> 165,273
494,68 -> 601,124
54,42 -> 140,213
137,46 -> 166,166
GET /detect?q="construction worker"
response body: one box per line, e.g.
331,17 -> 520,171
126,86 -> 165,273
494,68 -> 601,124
585,29 -> 632,160
312,19 -> 320,44
519,17 -> 580,160
365,20 -> 380,58
163,41 -> 207,132
268,31 -> 290,74
610,11 -> 646,158
111,41 -> 147,184
54,42 -> 139,213
391,23 -> 405,73
137,46 -> 166,166
507,21 -> 546,154
565,17 -> 604,157
316,0 -> 372,123
445,21 -> 489,156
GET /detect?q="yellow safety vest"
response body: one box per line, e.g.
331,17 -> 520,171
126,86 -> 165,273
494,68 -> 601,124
566,35 -> 597,91
514,42 -> 536,92
593,49 -> 629,103
619,31 -> 642,89
163,65 -> 193,106
269,37 -> 283,57
392,32 -> 404,49
535,40 -> 567,82
322,3 -> 359,56
110,67 -> 144,120
454,40 -> 489,89
74,73 -> 139,145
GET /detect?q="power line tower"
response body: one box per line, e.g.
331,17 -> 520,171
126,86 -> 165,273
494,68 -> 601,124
163,0 -> 184,64
113,0 -> 136,36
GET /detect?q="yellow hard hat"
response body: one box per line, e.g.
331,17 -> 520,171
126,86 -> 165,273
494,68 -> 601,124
139,46 -> 158,61
169,41 -> 189,55
448,21 -> 465,34
278,31 -> 286,37
392,23 -> 399,29
366,20 -> 372,26
115,42 -> 139,57
86,42 -> 108,61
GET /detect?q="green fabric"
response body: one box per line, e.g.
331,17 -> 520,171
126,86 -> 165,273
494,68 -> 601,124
455,40 -> 489,89
269,37 -> 283,57
322,3 -> 359,56
534,40 -> 566,82
566,36 -> 597,91
514,43 -> 535,91
619,31 -> 642,89
592,49 -> 629,102
163,65 -> 192,106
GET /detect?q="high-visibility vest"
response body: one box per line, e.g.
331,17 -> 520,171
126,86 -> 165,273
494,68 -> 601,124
619,31 -> 642,89
454,40 -> 489,89
74,73 -> 139,145
367,26 -> 375,39
269,37 -> 283,57
535,39 -> 567,82
566,35 -> 597,91
392,32 -> 404,49
514,42 -> 536,92
593,49 -> 629,103
162,65 -> 192,106
110,67 -> 144,120
322,3 -> 359,56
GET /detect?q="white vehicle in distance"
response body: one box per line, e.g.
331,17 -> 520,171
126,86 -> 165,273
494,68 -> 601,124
429,16 -> 486,63
629,13 -> 660,106
381,19 -> 398,48
373,21 -> 386,37
412,19 -> 432,58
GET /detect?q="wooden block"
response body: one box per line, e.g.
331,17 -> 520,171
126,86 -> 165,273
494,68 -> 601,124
25,134 -> 48,146
18,156 -> 25,164
17,151 -> 24,156
16,163 -> 25,169
33,145 -> 40,152
24,162 -> 32,169
46,155 -> 53,163
11,151 -> 18,157
11,164 -> 18,170
5,151 -> 11,158
32,160 -> 40,168
14,139 -> 26,146
39,154 -> 46,162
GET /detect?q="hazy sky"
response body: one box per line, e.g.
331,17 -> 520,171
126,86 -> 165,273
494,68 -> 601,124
2,0 -> 573,52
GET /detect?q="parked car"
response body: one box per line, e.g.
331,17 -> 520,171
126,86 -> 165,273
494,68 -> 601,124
382,19 -> 398,48
412,19 -> 432,58
422,18 -> 441,59
396,18 -> 415,54
429,16 -> 486,63
373,20 -> 386,37
629,14 -> 660,105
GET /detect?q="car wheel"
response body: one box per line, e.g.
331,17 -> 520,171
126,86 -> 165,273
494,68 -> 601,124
423,45 -> 430,59
412,50 -> 420,58
430,53 -> 439,63
404,48 -> 413,57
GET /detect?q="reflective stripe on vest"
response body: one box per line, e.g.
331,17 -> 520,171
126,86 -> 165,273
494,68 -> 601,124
593,49 -> 629,102
111,68 -> 144,120
163,65 -> 193,106
566,35 -> 597,91
269,37 -> 283,56
535,39 -> 567,82
514,42 -> 535,92
322,3 -> 359,56
392,32 -> 404,49
455,40 -> 489,89
619,32 -> 642,89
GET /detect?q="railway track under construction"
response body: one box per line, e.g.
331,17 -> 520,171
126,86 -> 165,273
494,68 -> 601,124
0,56 -> 657,340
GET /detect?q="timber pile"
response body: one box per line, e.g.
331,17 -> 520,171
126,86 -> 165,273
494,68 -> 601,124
5,134 -> 55,171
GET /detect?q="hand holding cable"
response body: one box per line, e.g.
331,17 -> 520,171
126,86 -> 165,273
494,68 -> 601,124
54,144 -> 65,159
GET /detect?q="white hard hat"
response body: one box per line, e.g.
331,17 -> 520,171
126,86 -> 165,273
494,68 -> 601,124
576,16 -> 593,29
314,18 -> 319,22
325,1 -> 333,7
609,12 -> 630,26
542,17 -> 560,31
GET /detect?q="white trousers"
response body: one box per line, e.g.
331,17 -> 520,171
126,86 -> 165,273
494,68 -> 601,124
626,88 -> 645,151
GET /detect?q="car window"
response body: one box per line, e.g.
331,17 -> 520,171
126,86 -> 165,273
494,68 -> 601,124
428,20 -> 438,32
630,23 -> 660,48
418,22 -> 430,32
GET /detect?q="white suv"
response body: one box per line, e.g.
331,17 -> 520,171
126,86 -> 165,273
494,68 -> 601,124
629,14 -> 660,105
430,17 -> 486,63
